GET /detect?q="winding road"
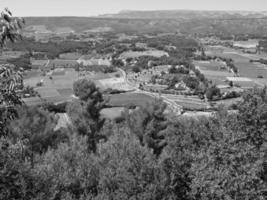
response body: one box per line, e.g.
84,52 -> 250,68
117,68 -> 183,115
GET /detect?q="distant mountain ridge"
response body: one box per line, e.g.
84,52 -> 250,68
98,10 -> 267,19
22,10 -> 267,35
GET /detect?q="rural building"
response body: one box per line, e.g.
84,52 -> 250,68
175,81 -> 189,91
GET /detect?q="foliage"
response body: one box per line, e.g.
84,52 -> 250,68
8,106 -> 63,167
0,139 -> 36,200
126,99 -> 169,156
206,85 -> 221,100
33,134 -> 99,199
95,128 -> 167,200
0,8 -> 24,46
68,79 -> 106,153
7,54 -> 31,71
0,8 -> 24,136
237,88 -> 267,147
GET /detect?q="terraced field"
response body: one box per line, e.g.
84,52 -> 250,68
107,93 -> 155,108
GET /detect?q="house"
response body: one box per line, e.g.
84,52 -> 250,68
189,70 -> 196,78
175,81 -> 189,91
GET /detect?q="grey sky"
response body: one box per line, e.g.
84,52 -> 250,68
1,0 -> 267,16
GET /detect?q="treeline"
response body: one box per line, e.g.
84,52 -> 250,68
6,37 -> 92,59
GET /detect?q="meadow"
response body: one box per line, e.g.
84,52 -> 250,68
120,50 -> 168,59
107,93 -> 156,108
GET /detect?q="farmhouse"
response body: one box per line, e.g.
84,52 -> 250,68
175,81 -> 189,91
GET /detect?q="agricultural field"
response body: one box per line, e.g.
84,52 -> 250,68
161,94 -> 209,110
100,107 -> 125,120
31,59 -> 49,69
23,70 -> 42,79
59,52 -> 82,60
48,59 -> 78,68
205,45 -> 267,85
194,60 -> 234,85
226,77 -> 258,88
54,27 -> 74,34
24,68 -> 79,104
107,93 -> 156,108
120,50 -> 169,59
0,51 -> 27,59
194,60 -> 228,71
23,68 -> 131,104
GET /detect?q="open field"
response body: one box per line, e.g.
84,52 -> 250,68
213,97 -> 243,108
59,52 -> 82,60
48,59 -> 78,68
206,46 -> 267,78
194,60 -> 228,71
24,68 -> 132,104
206,45 -> 267,86
107,93 -> 155,107
100,107 -> 125,120
160,94 -> 209,110
194,60 -> 234,85
24,69 -> 80,103
0,51 -> 27,59
23,70 -> 42,79
200,69 -> 233,85
96,77 -> 135,91
120,50 -> 168,59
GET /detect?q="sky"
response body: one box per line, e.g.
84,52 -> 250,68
0,0 -> 267,17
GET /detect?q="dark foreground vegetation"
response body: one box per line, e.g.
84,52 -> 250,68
1,72 -> 267,200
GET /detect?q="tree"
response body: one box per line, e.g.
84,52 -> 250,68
132,65 -> 141,73
68,79 -> 106,153
237,88 -> 267,147
126,99 -> 169,157
33,134 -> 99,199
0,138 -> 36,200
0,9 -> 25,136
190,123 -> 267,200
95,128 -> 167,199
8,106 -> 60,168
183,76 -> 200,90
206,85 -> 221,100
0,8 -> 24,46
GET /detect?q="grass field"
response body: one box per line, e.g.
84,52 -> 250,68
120,50 -> 168,59
107,93 -> 155,107
24,68 -> 131,104
100,107 -> 125,119
205,46 -> 267,86
194,60 -> 234,85
194,61 -> 228,71
59,52 -> 82,60
24,68 -> 79,103
48,59 -> 78,67
206,46 -> 267,79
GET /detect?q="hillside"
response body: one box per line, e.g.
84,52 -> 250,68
22,10 -> 267,35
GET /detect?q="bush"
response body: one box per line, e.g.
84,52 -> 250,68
206,85 -> 221,100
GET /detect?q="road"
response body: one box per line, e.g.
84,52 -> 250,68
45,59 -> 50,68
117,67 -> 183,115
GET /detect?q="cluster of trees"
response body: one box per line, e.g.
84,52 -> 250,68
7,53 -> 31,71
75,64 -> 116,74
7,38 -> 93,59
1,75 -> 267,199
